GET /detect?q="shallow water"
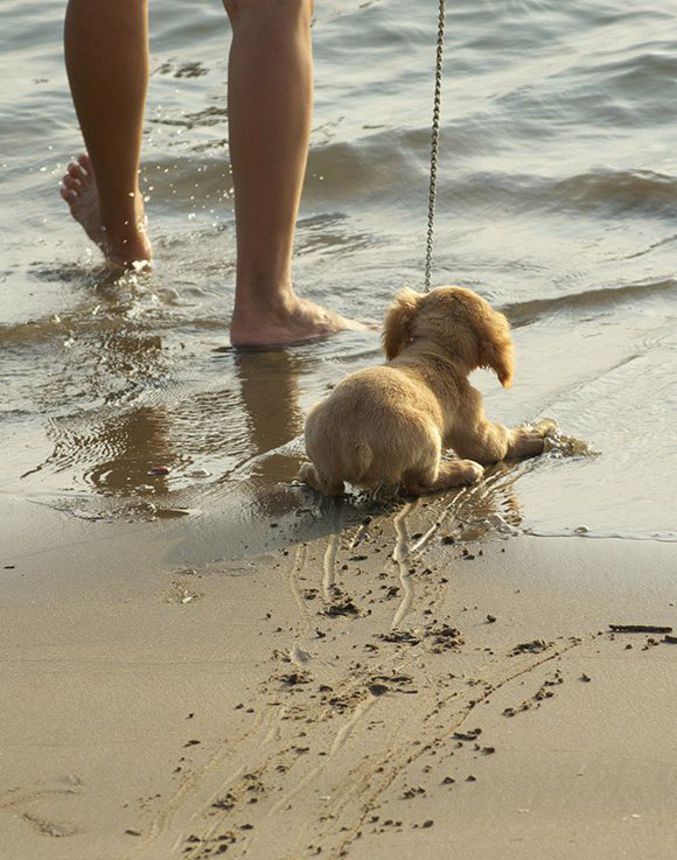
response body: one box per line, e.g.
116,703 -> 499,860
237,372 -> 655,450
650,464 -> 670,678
1,0 -> 675,555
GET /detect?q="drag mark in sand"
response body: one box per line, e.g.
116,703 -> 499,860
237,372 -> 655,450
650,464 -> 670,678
331,636 -> 585,859
125,476 -> 590,860
174,685 -> 384,859
121,699 -> 286,860
286,542 -> 314,634
322,532 -> 339,601
0,782 -> 81,840
388,479 -> 492,629
391,501 -> 417,629
266,695 -> 379,819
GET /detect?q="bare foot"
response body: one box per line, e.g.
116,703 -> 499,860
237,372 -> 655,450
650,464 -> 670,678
60,153 -> 152,268
230,294 -> 376,348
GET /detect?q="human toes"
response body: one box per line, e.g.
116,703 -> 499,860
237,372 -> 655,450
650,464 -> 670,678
63,160 -> 87,185
61,171 -> 82,191
60,176 -> 82,204
77,153 -> 92,172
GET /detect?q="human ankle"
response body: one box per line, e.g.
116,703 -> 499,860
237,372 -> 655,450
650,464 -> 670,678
233,283 -> 297,321
101,221 -> 151,264
100,188 -> 145,232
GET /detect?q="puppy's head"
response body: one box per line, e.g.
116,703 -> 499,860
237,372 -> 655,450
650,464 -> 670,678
382,286 -> 514,387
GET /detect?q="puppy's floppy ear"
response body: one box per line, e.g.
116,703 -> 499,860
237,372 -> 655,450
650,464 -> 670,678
382,288 -> 422,359
479,309 -> 514,388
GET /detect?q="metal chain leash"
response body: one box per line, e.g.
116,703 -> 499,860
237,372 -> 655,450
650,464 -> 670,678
423,0 -> 447,293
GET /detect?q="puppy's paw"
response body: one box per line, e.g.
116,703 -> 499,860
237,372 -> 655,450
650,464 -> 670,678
459,459 -> 484,484
298,462 -> 345,496
298,462 -> 319,489
508,428 -> 546,458
533,417 -> 558,437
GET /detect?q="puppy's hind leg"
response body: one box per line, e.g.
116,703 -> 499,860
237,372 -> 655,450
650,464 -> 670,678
404,459 -> 484,496
298,462 -> 345,497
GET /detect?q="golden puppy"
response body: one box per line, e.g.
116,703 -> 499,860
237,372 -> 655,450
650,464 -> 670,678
299,286 -> 554,496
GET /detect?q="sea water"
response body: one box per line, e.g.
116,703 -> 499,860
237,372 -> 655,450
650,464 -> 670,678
1,0 -> 675,557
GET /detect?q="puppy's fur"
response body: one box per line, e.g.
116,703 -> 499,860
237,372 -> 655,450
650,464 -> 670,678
299,286 -> 554,496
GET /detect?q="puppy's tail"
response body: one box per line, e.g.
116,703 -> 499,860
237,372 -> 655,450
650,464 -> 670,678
352,442 -> 374,484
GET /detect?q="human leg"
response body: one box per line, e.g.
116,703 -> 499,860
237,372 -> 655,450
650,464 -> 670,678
224,0 -> 366,346
61,0 -> 151,267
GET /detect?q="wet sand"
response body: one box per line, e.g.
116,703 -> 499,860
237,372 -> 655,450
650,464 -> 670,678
2,494 -> 675,859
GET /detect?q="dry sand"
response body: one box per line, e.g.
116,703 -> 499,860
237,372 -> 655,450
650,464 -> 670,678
1,492 -> 676,860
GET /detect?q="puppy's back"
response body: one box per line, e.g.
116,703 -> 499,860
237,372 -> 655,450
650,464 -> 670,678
304,366 -> 443,490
